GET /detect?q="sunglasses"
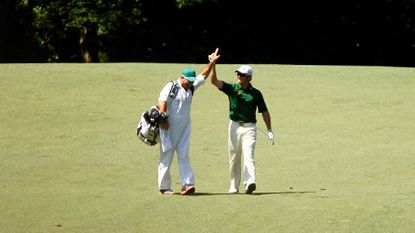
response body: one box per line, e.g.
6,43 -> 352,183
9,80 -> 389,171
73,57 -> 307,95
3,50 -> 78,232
237,72 -> 248,77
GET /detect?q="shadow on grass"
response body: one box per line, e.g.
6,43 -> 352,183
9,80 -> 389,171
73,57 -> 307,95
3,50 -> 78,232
189,191 -> 317,196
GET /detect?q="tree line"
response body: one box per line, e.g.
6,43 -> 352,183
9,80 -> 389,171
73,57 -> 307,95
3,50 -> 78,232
1,0 -> 414,66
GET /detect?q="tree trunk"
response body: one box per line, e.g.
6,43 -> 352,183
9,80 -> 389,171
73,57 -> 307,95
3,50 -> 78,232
79,20 -> 98,63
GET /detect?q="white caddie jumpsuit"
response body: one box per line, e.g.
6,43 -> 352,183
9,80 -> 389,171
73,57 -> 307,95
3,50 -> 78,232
157,75 -> 205,190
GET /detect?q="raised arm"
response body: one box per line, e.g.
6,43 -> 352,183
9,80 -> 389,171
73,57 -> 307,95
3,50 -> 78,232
208,48 -> 224,89
210,63 -> 223,89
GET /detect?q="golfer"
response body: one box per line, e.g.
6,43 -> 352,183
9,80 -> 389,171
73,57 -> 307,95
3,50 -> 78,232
157,49 -> 220,195
210,59 -> 274,194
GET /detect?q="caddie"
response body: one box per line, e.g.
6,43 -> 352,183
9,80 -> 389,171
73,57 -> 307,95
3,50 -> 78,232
156,48 -> 220,195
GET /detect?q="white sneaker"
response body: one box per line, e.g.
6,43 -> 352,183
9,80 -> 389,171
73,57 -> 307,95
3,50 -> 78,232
159,189 -> 175,195
229,188 -> 239,194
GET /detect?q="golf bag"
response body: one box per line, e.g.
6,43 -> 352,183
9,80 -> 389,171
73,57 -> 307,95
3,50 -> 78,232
137,106 -> 167,146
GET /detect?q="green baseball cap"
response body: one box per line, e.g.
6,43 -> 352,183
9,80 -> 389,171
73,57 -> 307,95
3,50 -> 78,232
181,68 -> 197,83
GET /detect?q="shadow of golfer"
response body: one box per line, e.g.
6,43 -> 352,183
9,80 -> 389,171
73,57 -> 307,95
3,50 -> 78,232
188,191 -> 317,196
253,191 -> 317,195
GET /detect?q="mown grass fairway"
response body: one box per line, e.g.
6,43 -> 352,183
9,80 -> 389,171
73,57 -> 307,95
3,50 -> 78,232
1,63 -> 415,233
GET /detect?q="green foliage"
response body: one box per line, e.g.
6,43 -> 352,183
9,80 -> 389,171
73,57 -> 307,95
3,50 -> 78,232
25,0 -> 145,61
63,0 -> 144,35
32,5 -> 55,58
8,0 -> 415,64
176,0 -> 203,8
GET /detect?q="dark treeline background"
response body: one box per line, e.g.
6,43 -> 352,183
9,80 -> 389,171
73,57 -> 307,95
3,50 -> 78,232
1,0 -> 414,66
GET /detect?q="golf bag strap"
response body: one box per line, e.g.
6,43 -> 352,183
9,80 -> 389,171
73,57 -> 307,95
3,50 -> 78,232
168,80 -> 194,103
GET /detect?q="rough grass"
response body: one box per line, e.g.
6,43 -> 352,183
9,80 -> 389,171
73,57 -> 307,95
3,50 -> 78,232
1,63 -> 414,233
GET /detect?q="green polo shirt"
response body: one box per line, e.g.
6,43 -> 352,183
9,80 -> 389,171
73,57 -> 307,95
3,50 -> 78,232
220,82 -> 268,123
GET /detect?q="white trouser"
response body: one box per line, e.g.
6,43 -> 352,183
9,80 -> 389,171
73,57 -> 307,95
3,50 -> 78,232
158,115 -> 194,190
228,120 -> 257,191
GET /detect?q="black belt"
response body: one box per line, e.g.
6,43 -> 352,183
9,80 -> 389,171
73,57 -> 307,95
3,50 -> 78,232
233,121 -> 255,127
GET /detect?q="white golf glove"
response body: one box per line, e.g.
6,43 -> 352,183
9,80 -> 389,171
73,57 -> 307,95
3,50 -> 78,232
267,129 -> 275,145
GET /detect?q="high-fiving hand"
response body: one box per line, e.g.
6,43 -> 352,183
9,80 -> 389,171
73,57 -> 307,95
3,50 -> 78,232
208,48 -> 220,63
